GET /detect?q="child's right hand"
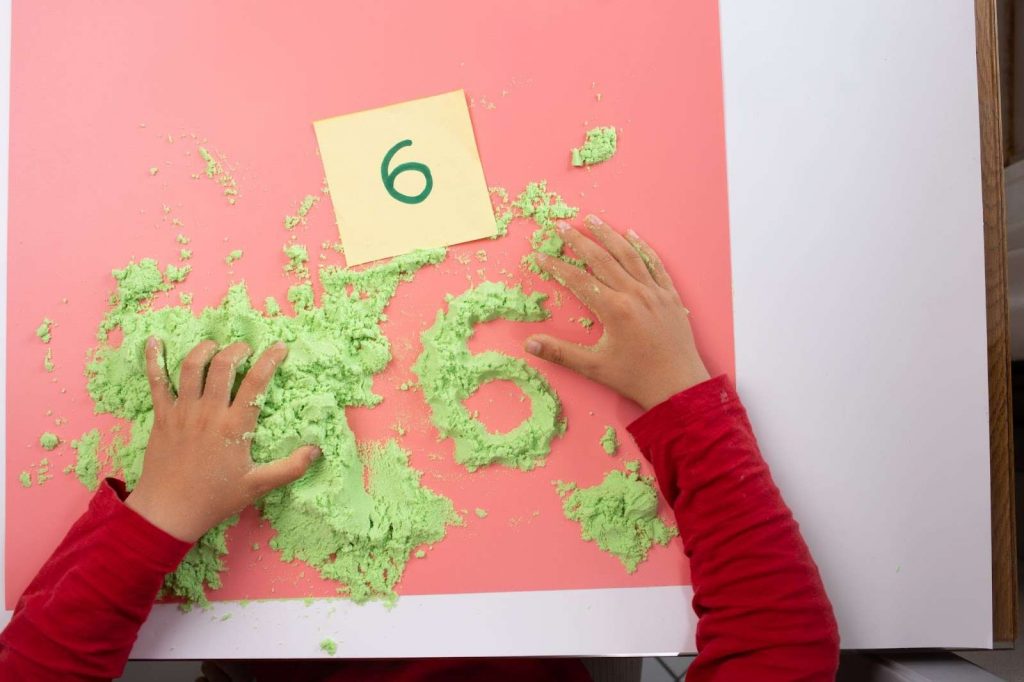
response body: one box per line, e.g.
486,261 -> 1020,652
524,215 -> 711,411
125,338 -> 321,543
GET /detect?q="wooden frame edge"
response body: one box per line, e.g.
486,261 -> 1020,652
976,0 -> 1018,646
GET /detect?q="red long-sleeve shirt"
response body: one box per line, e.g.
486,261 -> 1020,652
0,375 -> 838,681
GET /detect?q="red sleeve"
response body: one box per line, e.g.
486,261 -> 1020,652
0,479 -> 192,682
628,375 -> 839,681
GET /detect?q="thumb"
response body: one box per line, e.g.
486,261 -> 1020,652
248,445 -> 321,496
525,334 -> 596,377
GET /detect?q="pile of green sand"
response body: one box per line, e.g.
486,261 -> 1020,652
557,461 -> 677,573
83,248 -> 461,606
413,281 -> 566,472
571,126 -> 618,167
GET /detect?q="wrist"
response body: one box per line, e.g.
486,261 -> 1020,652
637,365 -> 711,411
125,487 -> 204,543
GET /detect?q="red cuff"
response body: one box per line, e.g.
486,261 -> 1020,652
93,478 -> 193,572
627,375 -> 738,452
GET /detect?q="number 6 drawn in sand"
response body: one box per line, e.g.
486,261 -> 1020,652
413,281 -> 566,473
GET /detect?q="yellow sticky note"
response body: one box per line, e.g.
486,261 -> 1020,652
314,90 -> 496,266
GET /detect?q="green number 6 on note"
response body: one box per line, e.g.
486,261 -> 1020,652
381,139 -> 433,204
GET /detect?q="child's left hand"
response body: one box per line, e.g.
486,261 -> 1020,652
125,338 -> 321,543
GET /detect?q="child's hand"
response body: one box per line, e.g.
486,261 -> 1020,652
525,215 -> 710,411
125,339 -> 320,543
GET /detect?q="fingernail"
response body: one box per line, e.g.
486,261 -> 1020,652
308,446 -> 322,462
525,339 -> 542,355
627,228 -> 639,239
148,336 -> 160,348
274,341 -> 287,351
585,214 -> 603,227
535,252 -> 548,262
555,220 -> 571,233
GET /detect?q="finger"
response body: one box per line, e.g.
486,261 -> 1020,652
145,336 -> 175,416
203,342 -> 252,405
525,334 -> 598,378
556,221 -> 633,290
584,215 -> 655,285
233,342 -> 288,418
625,229 -> 675,290
247,445 -> 321,496
536,253 -> 609,313
177,340 -> 219,402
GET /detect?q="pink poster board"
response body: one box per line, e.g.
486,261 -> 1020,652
5,0 -> 731,614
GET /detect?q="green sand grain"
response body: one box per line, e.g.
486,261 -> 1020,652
40,432 -> 59,451
37,458 -> 52,485
571,126 -> 618,167
198,146 -> 238,204
413,281 -> 565,472
19,470 -> 31,488
474,508 -> 488,519
284,195 -> 318,230
44,348 -> 54,372
36,318 -> 53,343
283,244 -> 310,279
225,249 -> 244,265
165,264 -> 191,283
600,426 -> 618,455
320,638 -> 337,656
553,480 -> 577,497
561,461 -> 676,573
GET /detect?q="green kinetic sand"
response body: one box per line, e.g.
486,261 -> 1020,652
19,470 -> 31,488
164,264 -> 191,283
36,318 -> 53,343
225,249 -> 244,265
600,426 -> 618,455
284,195 -> 318,230
571,126 -> 617,167
510,182 -> 584,277
474,508 -> 488,519
413,281 -> 565,472
198,146 -> 238,204
44,348 -> 54,372
71,429 -> 101,491
40,432 -> 59,451
283,244 -> 310,279
266,439 -> 459,604
320,638 -> 337,656
83,248 -> 460,606
560,461 -> 676,573
37,458 -> 52,485
489,182 -> 581,270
